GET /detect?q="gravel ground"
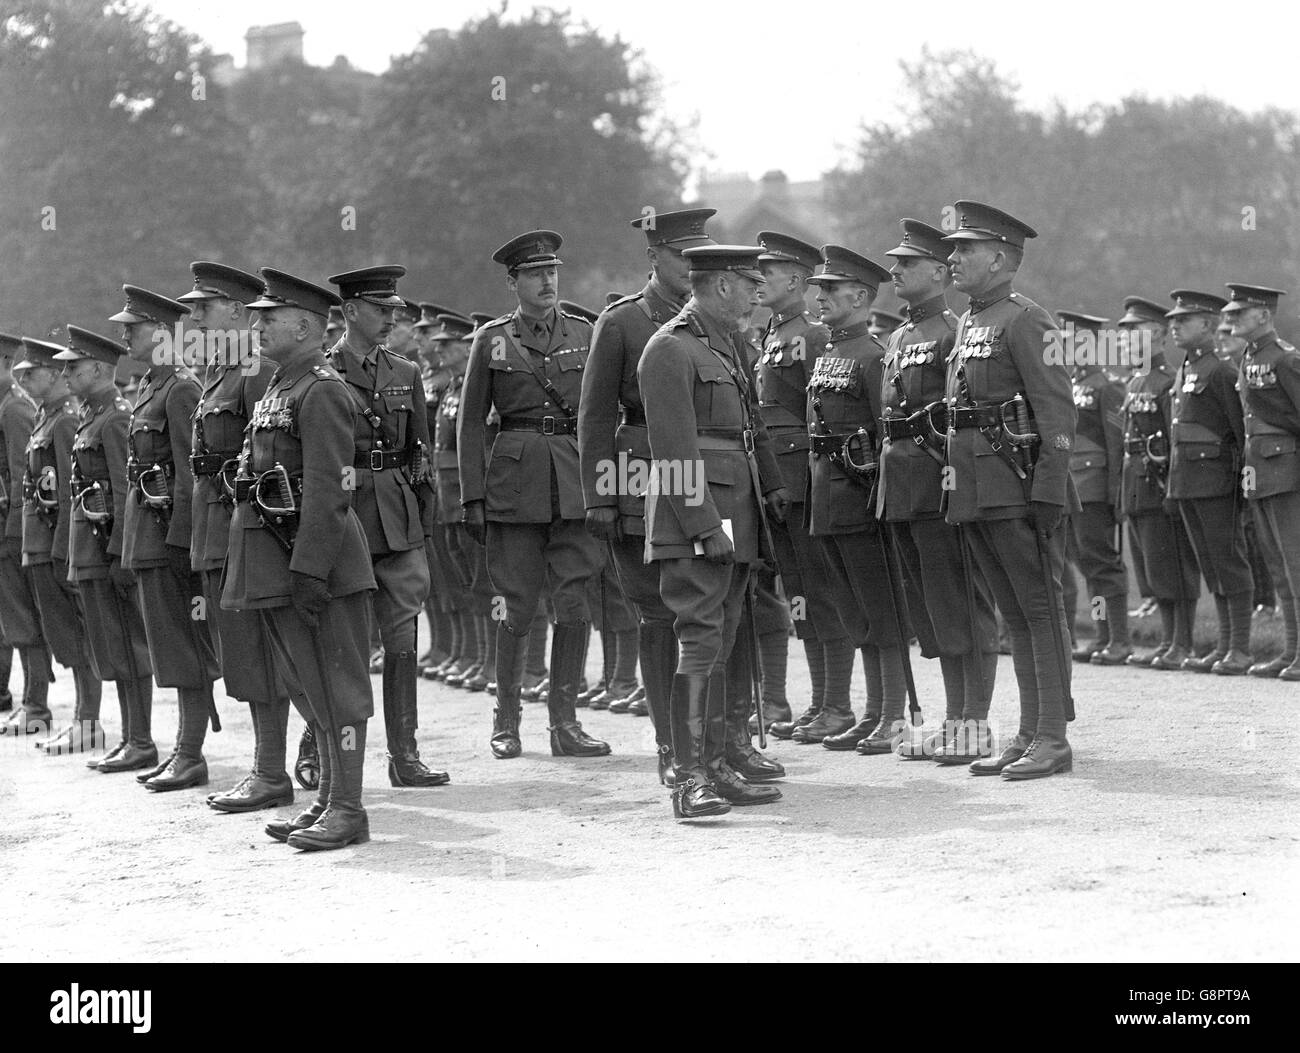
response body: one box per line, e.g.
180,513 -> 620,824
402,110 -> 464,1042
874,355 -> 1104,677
3,643 -> 1296,962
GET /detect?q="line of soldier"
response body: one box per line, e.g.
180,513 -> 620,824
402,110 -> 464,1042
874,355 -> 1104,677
2,201 -> 1296,839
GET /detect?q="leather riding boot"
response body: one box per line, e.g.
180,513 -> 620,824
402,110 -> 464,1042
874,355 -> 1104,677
0,645 -> 11,711
720,636 -> 785,780
267,721 -> 329,841
100,677 -> 158,774
491,624 -> 527,759
548,623 -> 610,757
384,650 -> 450,786
294,718 -> 320,788
288,719 -> 370,851
639,623 -> 677,785
793,637 -> 856,742
707,671 -> 781,805
1001,730 -> 1073,780
1091,597 -> 1133,665
770,637 -> 822,739
969,732 -> 1033,775
669,672 -> 730,819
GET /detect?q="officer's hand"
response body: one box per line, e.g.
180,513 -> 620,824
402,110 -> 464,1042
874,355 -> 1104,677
1028,500 -> 1063,536
165,544 -> 192,582
108,559 -> 136,597
585,506 -> 622,542
463,500 -> 486,546
290,572 -> 331,630
764,487 -> 791,524
699,529 -> 734,565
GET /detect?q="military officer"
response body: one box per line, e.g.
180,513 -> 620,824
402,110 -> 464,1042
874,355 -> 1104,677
223,268 -> 377,850
877,220 -> 999,762
749,231 -> 856,745
55,327 -> 156,772
1117,296 -> 1201,668
327,265 -> 447,788
943,201 -> 1078,779
0,333 -> 55,736
1166,289 -> 1253,674
639,244 -> 789,818
15,338 -> 102,750
868,307 -> 906,341
1228,283 -> 1300,680
802,244 -> 921,756
109,285 -> 220,791
459,230 -> 609,760
1057,310 -> 1130,664
177,261 -> 301,811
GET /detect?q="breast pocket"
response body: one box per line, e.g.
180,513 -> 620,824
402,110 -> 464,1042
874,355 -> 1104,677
382,395 -> 411,448
130,420 -> 169,464
695,361 -> 738,422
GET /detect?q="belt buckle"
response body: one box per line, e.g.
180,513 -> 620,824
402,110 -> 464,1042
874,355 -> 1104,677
742,429 -> 755,454
541,416 -> 556,436
369,448 -> 385,471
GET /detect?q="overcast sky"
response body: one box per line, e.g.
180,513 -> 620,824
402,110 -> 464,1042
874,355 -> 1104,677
145,0 -> 1299,182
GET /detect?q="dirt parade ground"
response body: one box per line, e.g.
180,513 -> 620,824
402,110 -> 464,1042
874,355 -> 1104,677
3,641 -> 1297,963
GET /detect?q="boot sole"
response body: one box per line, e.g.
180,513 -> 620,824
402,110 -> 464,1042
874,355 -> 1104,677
1001,764 -> 1072,780
288,831 -> 371,851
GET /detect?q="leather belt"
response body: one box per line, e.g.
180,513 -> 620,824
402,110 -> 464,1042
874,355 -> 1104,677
354,448 -> 411,470
695,427 -> 755,453
881,416 -> 923,440
189,452 -> 231,476
951,405 -> 1002,429
499,415 -> 576,436
619,407 -> 647,428
127,461 -> 175,483
810,433 -> 852,455
1123,436 -> 1149,454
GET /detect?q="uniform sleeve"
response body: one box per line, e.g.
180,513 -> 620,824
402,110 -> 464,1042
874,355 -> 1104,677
1101,378 -> 1126,508
404,359 -> 435,534
164,379 -> 199,549
456,329 -> 493,507
1277,352 -> 1300,430
289,379 -> 357,581
640,333 -> 723,539
1012,306 -> 1076,506
2,403 -> 34,538
104,412 -> 131,560
52,414 -> 77,562
578,309 -> 625,510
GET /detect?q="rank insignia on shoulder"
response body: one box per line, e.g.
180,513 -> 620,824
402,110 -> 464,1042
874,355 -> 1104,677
312,366 -> 332,379
1052,434 -> 1071,451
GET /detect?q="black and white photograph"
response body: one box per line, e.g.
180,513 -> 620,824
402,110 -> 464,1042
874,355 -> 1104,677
1,0 -> 1296,988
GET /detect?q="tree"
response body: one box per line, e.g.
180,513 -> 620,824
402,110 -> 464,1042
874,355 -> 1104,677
0,0 -> 255,339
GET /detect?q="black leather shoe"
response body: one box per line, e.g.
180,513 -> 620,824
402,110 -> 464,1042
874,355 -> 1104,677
265,803 -> 325,843
725,742 -> 785,781
136,750 -> 174,783
88,740 -> 126,770
933,721 -> 994,765
209,772 -> 295,812
606,692 -> 634,713
1150,645 -> 1192,670
1090,644 -> 1134,666
287,804 -> 370,851
1127,645 -> 1167,667
821,717 -> 876,751
627,694 -> 649,716
1182,648 -> 1224,673
145,753 -> 209,791
1280,661 -> 1300,682
388,756 -> 451,787
549,721 -> 611,757
294,726 -> 320,790
1,707 -> 52,736
1211,649 -> 1253,676
792,707 -> 856,743
856,716 -> 904,755
770,705 -> 818,741
1248,656 -> 1289,678
37,720 -> 106,755
1071,643 -> 1098,663
969,734 -> 1031,775
587,687 -> 616,711
98,742 -> 159,774
1001,735 -> 1072,780
462,669 -> 491,692
710,761 -> 782,806
490,705 -> 522,759
671,777 -> 731,819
